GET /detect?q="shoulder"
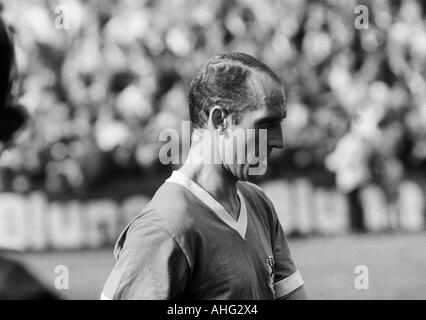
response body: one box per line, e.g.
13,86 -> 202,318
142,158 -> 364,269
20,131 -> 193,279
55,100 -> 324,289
238,180 -> 279,228
238,180 -> 273,208
114,181 -> 198,260
140,181 -> 197,234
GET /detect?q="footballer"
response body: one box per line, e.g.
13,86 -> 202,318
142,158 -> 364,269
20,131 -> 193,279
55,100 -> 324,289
102,53 -> 307,300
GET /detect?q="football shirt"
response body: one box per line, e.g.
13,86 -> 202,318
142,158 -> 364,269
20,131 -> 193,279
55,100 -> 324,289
101,170 -> 303,299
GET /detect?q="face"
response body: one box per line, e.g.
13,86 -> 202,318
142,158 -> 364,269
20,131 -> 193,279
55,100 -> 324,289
218,70 -> 286,181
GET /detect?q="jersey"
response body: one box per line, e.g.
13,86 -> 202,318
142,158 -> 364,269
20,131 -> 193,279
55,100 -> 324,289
101,170 -> 303,299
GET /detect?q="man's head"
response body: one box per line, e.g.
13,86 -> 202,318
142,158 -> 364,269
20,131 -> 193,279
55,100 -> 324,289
188,52 -> 286,181
0,17 -> 26,148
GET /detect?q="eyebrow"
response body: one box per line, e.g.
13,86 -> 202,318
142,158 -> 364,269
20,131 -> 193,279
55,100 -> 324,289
257,115 -> 285,124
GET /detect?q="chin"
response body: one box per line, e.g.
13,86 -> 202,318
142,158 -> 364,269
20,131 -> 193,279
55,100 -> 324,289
237,164 -> 251,182
226,165 -> 245,182
238,174 -> 249,182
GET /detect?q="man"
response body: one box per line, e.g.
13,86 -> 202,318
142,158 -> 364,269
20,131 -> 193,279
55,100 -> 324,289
0,16 -> 57,300
102,53 -> 306,300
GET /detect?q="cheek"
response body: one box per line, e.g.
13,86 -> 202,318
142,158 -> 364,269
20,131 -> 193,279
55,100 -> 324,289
220,130 -> 247,162
245,129 -> 262,160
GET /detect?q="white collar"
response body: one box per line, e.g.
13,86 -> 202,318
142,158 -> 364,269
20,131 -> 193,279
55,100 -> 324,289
166,171 -> 248,239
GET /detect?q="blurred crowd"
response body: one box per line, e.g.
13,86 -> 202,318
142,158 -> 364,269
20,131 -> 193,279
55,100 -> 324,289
0,0 -> 425,198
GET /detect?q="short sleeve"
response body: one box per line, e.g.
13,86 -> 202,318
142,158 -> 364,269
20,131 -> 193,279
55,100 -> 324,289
262,193 -> 304,299
272,219 -> 304,298
101,222 -> 190,300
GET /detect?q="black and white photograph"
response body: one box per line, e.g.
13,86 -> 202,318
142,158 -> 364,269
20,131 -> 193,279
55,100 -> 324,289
0,0 -> 426,304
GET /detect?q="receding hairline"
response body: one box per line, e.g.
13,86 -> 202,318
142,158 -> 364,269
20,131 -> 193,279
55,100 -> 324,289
203,53 -> 283,85
188,53 -> 285,128
203,55 -> 286,109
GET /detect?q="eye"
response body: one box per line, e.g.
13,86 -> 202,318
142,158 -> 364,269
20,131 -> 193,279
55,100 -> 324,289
264,120 -> 281,129
256,123 -> 269,130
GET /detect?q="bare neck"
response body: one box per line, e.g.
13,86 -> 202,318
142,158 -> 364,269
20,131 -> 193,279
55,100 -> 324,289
179,159 -> 240,220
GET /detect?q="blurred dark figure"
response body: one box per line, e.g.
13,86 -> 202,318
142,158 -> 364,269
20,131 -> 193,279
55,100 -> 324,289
0,15 -> 57,300
369,114 -> 406,230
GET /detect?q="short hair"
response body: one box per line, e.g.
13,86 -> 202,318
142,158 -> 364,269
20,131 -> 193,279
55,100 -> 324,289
188,52 -> 282,129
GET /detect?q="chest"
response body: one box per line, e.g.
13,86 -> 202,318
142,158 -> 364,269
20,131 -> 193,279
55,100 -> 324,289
186,212 -> 276,299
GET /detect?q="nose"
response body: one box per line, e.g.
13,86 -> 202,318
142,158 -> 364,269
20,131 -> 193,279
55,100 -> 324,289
268,125 -> 284,151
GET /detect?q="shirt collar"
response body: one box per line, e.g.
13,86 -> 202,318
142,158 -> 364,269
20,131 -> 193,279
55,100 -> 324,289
166,170 -> 248,239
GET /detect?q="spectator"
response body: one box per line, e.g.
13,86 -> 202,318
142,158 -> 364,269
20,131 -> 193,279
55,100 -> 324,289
0,0 -> 424,205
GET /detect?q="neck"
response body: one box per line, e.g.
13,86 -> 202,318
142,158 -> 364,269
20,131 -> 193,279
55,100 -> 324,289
179,147 -> 238,204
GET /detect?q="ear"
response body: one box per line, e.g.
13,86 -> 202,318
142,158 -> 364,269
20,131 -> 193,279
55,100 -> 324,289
208,105 -> 227,131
